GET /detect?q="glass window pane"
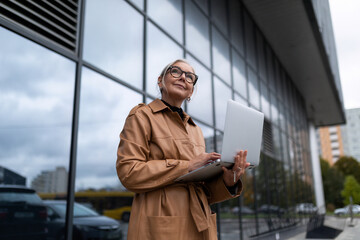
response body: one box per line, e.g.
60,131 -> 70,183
271,92 -> 279,125
232,50 -> 247,98
0,27 -> 75,195
274,59 -> 281,93
195,121 -> 215,153
244,12 -> 256,69
212,27 -> 231,84
272,126 -> 282,160
248,67 -> 260,109
77,67 -> 143,190
234,94 -> 248,106
148,0 -> 183,43
266,45 -> 276,91
83,0 -> 143,89
229,0 -> 244,55
257,30 -> 267,80
130,0 -> 144,10
260,81 -> 270,118
211,0 -> 228,36
194,0 -> 208,14
214,78 -> 232,130
278,102 -> 286,132
186,56 -> 213,125
146,22 -> 183,97
185,0 -> 210,67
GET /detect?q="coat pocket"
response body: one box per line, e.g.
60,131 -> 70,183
147,216 -> 189,240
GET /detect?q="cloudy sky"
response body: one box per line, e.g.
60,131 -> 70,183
329,0 -> 360,110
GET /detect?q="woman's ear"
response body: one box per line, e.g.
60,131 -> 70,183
158,76 -> 163,92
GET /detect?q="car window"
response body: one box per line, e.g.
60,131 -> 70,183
50,203 -> 99,217
73,203 -> 99,217
0,192 -> 43,204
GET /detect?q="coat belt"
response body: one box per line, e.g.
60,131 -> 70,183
188,183 -> 211,232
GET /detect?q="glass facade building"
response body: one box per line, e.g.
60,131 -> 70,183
0,0 -> 344,239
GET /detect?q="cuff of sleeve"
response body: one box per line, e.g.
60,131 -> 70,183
166,159 -> 180,167
225,179 -> 243,196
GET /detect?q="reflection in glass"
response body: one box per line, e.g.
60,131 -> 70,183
194,0 -> 208,14
146,22 -> 183,97
266,46 -> 276,91
234,94 -> 248,106
244,12 -> 257,70
229,0 -> 244,55
186,56 -> 213,125
278,103 -> 286,132
232,50 -> 247,98
272,126 -> 282,160
195,121 -> 214,153
185,0 -> 210,67
211,0 -> 228,36
271,92 -> 279,125
214,78 -> 232,130
212,27 -> 231,84
148,0 -> 183,43
260,81 -> 270,119
257,30 -> 267,80
248,67 -> 260,109
129,0 -> 144,10
83,0 -> 143,89
0,27 -> 74,192
77,67 -> 142,190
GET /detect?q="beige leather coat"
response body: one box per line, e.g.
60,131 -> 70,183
116,99 -> 242,240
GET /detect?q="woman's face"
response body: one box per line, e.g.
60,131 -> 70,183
158,61 -> 195,105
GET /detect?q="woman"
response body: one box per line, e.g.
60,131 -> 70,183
116,59 -> 249,240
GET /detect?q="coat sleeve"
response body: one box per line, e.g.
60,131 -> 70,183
116,108 -> 189,193
204,173 -> 243,205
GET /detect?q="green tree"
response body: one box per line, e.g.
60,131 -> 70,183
320,158 -> 344,209
334,156 -> 360,183
341,175 -> 360,205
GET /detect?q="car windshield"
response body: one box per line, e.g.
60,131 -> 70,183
50,203 -> 99,217
0,192 -> 42,204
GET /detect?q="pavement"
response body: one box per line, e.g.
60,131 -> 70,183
120,216 -> 359,240
252,216 -> 360,240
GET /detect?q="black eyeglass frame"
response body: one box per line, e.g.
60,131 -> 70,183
167,66 -> 198,85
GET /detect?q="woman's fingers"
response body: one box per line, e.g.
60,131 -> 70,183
209,152 -> 221,159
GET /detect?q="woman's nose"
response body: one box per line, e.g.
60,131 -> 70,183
179,72 -> 186,81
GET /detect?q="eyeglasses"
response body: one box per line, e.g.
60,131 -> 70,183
168,66 -> 198,85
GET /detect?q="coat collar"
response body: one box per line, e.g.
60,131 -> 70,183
148,99 -> 196,126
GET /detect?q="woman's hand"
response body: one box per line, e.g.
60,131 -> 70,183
188,152 -> 221,172
222,150 -> 249,187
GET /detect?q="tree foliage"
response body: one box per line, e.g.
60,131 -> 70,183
341,175 -> 360,205
334,156 -> 360,183
320,158 -> 344,208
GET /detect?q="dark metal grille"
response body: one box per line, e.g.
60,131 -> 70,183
0,0 -> 79,52
263,119 -> 274,154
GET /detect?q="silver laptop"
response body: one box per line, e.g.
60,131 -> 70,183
175,99 -> 264,182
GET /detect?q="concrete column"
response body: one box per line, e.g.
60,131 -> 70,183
308,121 -> 326,213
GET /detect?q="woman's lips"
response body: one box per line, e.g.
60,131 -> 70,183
174,83 -> 186,89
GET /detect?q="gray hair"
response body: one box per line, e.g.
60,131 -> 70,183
158,59 -> 196,93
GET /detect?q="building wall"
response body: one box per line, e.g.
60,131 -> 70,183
0,0 -> 341,238
31,167 -> 68,193
318,125 -> 345,164
342,108 -> 360,161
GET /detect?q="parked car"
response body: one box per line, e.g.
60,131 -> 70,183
44,200 -> 122,240
295,203 -> 318,214
231,206 -> 254,215
258,204 -> 285,215
0,185 -> 48,239
334,204 -> 360,216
